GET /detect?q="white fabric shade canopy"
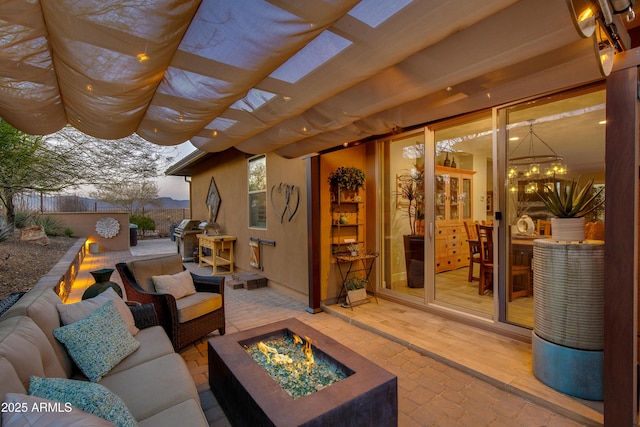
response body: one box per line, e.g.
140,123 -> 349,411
1,0 -> 605,158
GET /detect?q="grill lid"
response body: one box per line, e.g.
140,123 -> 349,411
175,219 -> 201,234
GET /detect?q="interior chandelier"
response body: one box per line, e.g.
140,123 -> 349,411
508,122 -> 567,192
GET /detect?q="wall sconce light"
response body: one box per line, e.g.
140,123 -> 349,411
595,20 -> 615,76
567,0 -> 596,37
567,0 -> 636,76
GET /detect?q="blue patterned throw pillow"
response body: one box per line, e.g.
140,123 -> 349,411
53,300 -> 140,382
29,376 -> 137,427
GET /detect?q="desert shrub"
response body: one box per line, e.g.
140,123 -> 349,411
13,210 -> 35,229
32,214 -> 65,236
0,218 -> 13,242
129,214 -> 155,237
64,227 -> 74,237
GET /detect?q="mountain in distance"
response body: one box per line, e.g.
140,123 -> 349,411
90,197 -> 190,210
18,193 -> 190,211
151,197 -> 190,209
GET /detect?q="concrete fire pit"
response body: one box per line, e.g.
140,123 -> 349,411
208,318 -> 397,426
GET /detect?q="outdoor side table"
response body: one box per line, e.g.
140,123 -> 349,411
335,252 -> 378,310
197,234 -> 236,275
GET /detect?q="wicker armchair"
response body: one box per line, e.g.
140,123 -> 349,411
116,254 -> 225,350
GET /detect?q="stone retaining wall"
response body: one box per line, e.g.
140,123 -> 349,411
34,238 -> 87,302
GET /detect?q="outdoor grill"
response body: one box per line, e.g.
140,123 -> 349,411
174,219 -> 201,262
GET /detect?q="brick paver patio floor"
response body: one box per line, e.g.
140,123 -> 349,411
69,239 -> 593,426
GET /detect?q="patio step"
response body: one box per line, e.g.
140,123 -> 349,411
232,272 -> 268,290
226,279 -> 244,290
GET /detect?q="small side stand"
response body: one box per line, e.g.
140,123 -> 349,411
335,252 -> 379,310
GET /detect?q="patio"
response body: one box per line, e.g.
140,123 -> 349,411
70,239 -> 599,426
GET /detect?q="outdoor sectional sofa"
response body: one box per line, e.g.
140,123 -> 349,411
0,286 -> 209,426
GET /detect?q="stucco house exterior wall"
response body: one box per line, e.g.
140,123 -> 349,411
188,149 -> 309,302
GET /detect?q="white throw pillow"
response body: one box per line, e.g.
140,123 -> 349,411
57,287 -> 139,336
152,269 -> 196,300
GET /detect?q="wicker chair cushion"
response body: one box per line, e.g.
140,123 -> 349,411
57,288 -> 139,336
175,293 -> 222,324
126,254 -> 184,293
152,270 -> 196,300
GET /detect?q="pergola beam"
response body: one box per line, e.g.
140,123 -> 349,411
604,47 -> 640,426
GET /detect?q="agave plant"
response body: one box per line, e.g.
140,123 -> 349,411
536,176 -> 604,218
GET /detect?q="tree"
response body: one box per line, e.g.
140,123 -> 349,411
0,119 -> 176,225
90,180 -> 159,215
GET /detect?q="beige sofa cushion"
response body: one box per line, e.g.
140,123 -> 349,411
127,254 -> 184,293
2,393 -> 116,427
105,325 -> 174,376
138,398 -> 208,427
2,287 -> 74,377
175,292 -> 222,323
0,357 -> 27,399
98,353 -> 200,422
0,316 -> 67,389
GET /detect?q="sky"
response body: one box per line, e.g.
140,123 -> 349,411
156,141 -> 195,200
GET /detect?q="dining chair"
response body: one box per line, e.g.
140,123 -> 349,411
476,224 -> 494,295
464,221 -> 481,282
477,224 -> 531,299
536,219 -> 552,236
585,221 -> 604,240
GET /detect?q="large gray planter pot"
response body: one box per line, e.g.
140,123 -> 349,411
532,239 -> 605,401
533,239 -> 604,350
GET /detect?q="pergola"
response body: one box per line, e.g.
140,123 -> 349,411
2,1 -> 639,425
0,0 -> 611,158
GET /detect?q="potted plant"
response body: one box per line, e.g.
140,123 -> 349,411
345,276 -> 368,305
397,156 -> 426,287
347,243 -> 359,257
397,168 -> 424,236
536,175 -> 604,242
328,166 -> 365,202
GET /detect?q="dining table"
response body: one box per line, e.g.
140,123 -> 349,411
510,233 -> 551,299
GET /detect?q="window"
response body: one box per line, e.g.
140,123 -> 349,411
248,155 -> 267,228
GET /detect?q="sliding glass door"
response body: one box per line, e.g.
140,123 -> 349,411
380,132 -> 426,300
378,85 -> 605,330
501,86 -> 606,327
431,114 -> 494,317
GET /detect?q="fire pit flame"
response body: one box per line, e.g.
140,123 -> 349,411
257,341 -> 292,365
256,333 -> 315,378
299,334 -> 315,372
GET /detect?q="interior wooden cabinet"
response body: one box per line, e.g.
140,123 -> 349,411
435,166 -> 474,273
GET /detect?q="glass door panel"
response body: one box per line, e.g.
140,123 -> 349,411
380,132 -> 425,299
450,177 -> 459,221
502,87 -> 606,328
432,114 -> 493,317
435,175 -> 446,221
462,178 -> 472,220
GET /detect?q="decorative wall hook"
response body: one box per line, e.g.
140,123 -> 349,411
270,183 -> 300,223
